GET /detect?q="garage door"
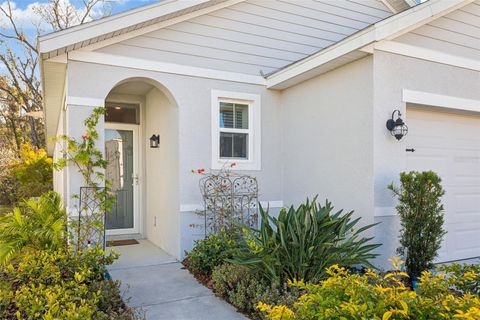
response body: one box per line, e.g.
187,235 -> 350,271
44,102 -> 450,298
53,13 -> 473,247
406,107 -> 480,263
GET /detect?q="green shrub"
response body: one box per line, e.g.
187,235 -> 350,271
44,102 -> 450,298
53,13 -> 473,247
435,263 -> 480,295
12,144 -> 53,202
258,259 -> 480,320
212,264 -> 299,319
0,191 -> 66,263
231,197 -> 380,284
185,228 -> 241,275
0,144 -> 53,206
0,246 -> 137,319
389,171 -> 446,279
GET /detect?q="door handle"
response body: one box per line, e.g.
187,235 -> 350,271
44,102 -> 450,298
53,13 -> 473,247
132,174 -> 139,185
406,148 -> 416,153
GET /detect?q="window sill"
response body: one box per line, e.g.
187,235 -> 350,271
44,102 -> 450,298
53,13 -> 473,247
211,160 -> 261,171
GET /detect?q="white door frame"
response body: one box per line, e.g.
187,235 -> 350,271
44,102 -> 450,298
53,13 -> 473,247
105,123 -> 140,236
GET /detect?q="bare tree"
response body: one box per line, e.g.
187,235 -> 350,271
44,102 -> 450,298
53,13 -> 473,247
0,0 -> 113,153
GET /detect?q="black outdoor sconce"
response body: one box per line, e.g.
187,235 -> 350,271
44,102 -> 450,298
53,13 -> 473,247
386,109 -> 408,141
149,134 -> 160,148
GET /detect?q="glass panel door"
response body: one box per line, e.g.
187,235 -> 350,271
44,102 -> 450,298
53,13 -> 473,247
105,127 -> 137,232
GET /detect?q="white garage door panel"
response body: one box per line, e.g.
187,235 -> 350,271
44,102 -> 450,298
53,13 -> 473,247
407,107 -> 480,262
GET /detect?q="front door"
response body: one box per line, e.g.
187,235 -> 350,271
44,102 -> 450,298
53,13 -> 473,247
105,124 -> 139,235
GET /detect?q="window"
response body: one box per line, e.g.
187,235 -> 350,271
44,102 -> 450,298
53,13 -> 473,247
212,90 -> 261,170
105,102 -> 140,124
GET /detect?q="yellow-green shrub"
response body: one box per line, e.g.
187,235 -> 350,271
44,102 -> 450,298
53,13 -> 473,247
258,259 -> 480,320
0,143 -> 53,206
0,246 -> 137,319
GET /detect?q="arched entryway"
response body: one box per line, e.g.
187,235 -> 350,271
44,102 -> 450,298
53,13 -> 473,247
103,77 -> 179,257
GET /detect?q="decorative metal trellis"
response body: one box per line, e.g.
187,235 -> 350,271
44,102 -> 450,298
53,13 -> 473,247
76,186 -> 106,252
200,172 -> 258,236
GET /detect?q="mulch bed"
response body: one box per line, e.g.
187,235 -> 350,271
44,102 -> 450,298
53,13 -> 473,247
181,258 -> 214,290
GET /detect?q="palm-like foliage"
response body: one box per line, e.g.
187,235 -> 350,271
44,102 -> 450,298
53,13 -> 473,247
231,196 -> 380,284
0,191 -> 66,263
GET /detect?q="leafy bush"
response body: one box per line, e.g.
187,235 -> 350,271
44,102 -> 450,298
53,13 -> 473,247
0,246 -> 137,319
11,144 -> 53,202
389,171 -> 446,279
0,191 -> 66,263
435,263 -> 480,295
231,197 -> 380,284
185,228 -> 241,275
258,259 -> 480,320
212,264 -> 299,319
0,144 -> 52,206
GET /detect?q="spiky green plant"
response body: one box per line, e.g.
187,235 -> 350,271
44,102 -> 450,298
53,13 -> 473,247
0,191 -> 66,263
230,196 -> 380,284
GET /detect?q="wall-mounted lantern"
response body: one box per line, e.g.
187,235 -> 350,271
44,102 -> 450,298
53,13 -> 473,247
149,134 -> 160,148
386,109 -> 408,141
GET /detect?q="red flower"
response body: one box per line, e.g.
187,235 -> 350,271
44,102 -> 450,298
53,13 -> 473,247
230,162 -> 237,168
197,168 -> 205,174
82,135 -> 90,141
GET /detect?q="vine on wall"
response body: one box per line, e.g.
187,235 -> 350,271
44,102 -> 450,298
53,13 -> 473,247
54,107 -> 114,251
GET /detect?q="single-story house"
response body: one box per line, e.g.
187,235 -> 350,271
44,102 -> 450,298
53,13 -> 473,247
39,0 -> 480,268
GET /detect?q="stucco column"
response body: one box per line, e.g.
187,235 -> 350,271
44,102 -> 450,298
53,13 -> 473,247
64,100 -> 105,216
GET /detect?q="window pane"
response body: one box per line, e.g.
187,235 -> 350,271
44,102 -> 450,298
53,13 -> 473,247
233,133 -> 248,158
220,102 -> 248,129
105,102 -> 139,124
235,104 -> 248,129
220,132 -> 248,159
220,132 -> 233,158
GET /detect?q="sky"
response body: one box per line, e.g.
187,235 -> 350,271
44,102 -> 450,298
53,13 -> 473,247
0,0 -> 158,34
0,0 -> 159,73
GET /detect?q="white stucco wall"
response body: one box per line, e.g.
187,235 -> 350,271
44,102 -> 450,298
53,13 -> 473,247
145,87 -> 180,257
52,106 -> 66,203
63,104 -> 105,214
373,50 -> 480,268
65,60 -> 283,258
281,56 -> 375,230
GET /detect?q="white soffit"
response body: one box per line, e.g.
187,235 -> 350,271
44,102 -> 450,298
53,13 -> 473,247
266,0 -> 474,90
38,0 -> 230,58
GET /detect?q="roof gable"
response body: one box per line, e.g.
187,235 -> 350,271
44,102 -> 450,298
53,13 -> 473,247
38,0 -> 234,58
266,0 -> 476,89
43,0 -> 399,77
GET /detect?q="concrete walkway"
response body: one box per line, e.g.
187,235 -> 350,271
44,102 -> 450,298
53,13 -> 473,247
107,240 -> 247,320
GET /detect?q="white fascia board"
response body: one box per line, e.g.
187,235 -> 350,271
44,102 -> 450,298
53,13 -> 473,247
403,90 -> 480,113
38,0 -> 210,54
68,51 -> 267,85
374,41 -> 480,72
266,0 -> 473,89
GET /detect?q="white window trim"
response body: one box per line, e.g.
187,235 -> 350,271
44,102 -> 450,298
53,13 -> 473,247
211,90 -> 261,171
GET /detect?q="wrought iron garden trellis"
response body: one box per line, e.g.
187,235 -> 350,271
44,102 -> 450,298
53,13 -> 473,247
76,186 -> 106,252
199,172 -> 258,236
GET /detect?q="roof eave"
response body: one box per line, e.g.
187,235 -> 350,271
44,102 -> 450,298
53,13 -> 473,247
38,0 -> 213,55
266,0 -> 475,90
